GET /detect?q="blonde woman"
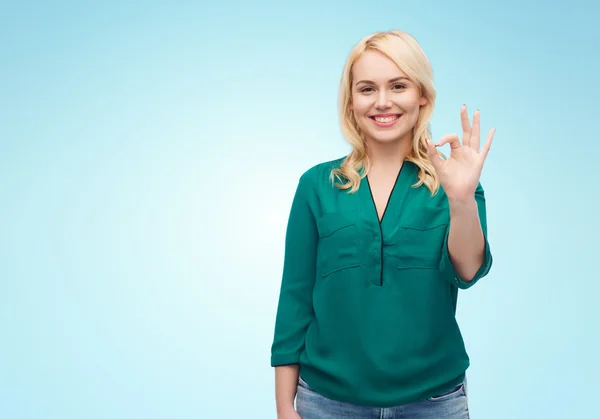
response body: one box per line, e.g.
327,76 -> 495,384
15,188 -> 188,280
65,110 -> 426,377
271,30 -> 495,419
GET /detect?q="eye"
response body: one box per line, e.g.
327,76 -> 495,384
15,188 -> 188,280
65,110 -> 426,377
392,84 -> 407,90
360,87 -> 374,93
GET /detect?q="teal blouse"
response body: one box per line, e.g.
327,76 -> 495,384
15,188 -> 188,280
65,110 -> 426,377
270,156 -> 493,407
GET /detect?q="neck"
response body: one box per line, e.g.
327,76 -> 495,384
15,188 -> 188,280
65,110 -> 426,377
365,135 -> 411,174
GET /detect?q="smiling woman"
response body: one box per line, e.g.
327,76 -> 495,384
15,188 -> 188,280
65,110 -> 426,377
352,63 -> 426,142
270,29 -> 494,419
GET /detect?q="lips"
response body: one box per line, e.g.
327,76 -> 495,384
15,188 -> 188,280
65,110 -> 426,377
369,113 -> 401,122
369,113 -> 402,127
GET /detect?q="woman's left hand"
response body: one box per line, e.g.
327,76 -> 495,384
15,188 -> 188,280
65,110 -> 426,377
426,105 -> 495,202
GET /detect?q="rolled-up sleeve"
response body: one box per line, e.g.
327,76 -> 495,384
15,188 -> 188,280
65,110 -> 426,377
439,182 -> 493,290
270,172 -> 318,366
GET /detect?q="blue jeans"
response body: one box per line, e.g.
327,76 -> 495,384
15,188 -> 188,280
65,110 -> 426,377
295,376 -> 470,419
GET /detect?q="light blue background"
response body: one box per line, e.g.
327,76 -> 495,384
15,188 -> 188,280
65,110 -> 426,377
1,1 -> 598,418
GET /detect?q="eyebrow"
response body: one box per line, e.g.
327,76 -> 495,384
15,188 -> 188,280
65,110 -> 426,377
355,77 -> 410,86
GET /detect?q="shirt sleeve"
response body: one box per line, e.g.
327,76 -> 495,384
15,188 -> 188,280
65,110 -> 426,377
439,182 -> 493,290
270,172 -> 318,367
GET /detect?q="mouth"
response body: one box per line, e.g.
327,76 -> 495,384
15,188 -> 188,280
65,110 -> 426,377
368,113 -> 402,127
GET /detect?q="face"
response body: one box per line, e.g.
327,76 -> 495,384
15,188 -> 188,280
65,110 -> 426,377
349,50 -> 427,146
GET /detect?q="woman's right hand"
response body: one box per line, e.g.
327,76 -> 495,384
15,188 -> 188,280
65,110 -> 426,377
278,408 -> 301,419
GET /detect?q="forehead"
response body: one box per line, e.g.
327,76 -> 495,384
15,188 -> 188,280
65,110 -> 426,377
352,50 -> 408,81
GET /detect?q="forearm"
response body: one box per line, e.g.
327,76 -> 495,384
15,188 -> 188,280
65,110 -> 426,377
275,365 -> 299,415
447,197 -> 485,282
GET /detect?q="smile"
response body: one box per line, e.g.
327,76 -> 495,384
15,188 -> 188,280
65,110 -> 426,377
369,114 -> 401,127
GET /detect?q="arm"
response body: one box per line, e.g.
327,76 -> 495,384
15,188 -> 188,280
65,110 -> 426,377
275,365 -> 300,417
270,172 -> 318,415
440,183 -> 493,289
426,106 -> 495,289
448,195 -> 484,281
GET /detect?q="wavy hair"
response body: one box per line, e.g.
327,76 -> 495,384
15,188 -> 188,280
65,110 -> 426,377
330,30 -> 445,195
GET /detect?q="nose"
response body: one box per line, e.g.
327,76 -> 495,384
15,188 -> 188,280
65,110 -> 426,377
375,90 -> 391,110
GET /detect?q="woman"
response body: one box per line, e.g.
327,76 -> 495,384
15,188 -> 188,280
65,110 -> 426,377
270,29 -> 495,419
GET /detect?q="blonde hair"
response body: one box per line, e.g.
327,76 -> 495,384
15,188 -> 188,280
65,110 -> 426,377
330,30 -> 445,195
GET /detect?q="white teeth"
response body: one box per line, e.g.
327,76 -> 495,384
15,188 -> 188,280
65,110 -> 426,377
374,116 -> 398,123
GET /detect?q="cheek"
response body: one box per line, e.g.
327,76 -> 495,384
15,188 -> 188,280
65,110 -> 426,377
351,95 -> 371,115
398,94 -> 421,110
350,101 -> 370,128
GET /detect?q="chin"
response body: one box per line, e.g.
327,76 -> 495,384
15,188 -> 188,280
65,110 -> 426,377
366,130 -> 408,144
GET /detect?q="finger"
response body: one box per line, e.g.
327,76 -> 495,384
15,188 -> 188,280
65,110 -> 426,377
471,109 -> 481,151
481,128 -> 495,160
436,133 -> 461,149
461,104 -> 472,147
425,139 -> 444,172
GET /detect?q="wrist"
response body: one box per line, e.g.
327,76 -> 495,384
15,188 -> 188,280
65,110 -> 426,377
448,196 -> 478,215
277,404 -> 296,415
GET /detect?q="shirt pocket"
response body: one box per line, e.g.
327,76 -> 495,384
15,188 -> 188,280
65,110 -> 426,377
316,212 -> 360,277
396,218 -> 447,271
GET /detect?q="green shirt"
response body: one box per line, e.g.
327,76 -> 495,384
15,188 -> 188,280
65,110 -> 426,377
270,156 -> 493,407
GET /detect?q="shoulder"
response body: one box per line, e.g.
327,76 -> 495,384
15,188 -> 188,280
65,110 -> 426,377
298,155 -> 347,185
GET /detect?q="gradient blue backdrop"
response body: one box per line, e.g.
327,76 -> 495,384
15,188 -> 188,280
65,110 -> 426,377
1,1 -> 599,418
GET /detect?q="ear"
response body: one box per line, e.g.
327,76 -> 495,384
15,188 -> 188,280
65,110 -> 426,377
419,96 -> 428,106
